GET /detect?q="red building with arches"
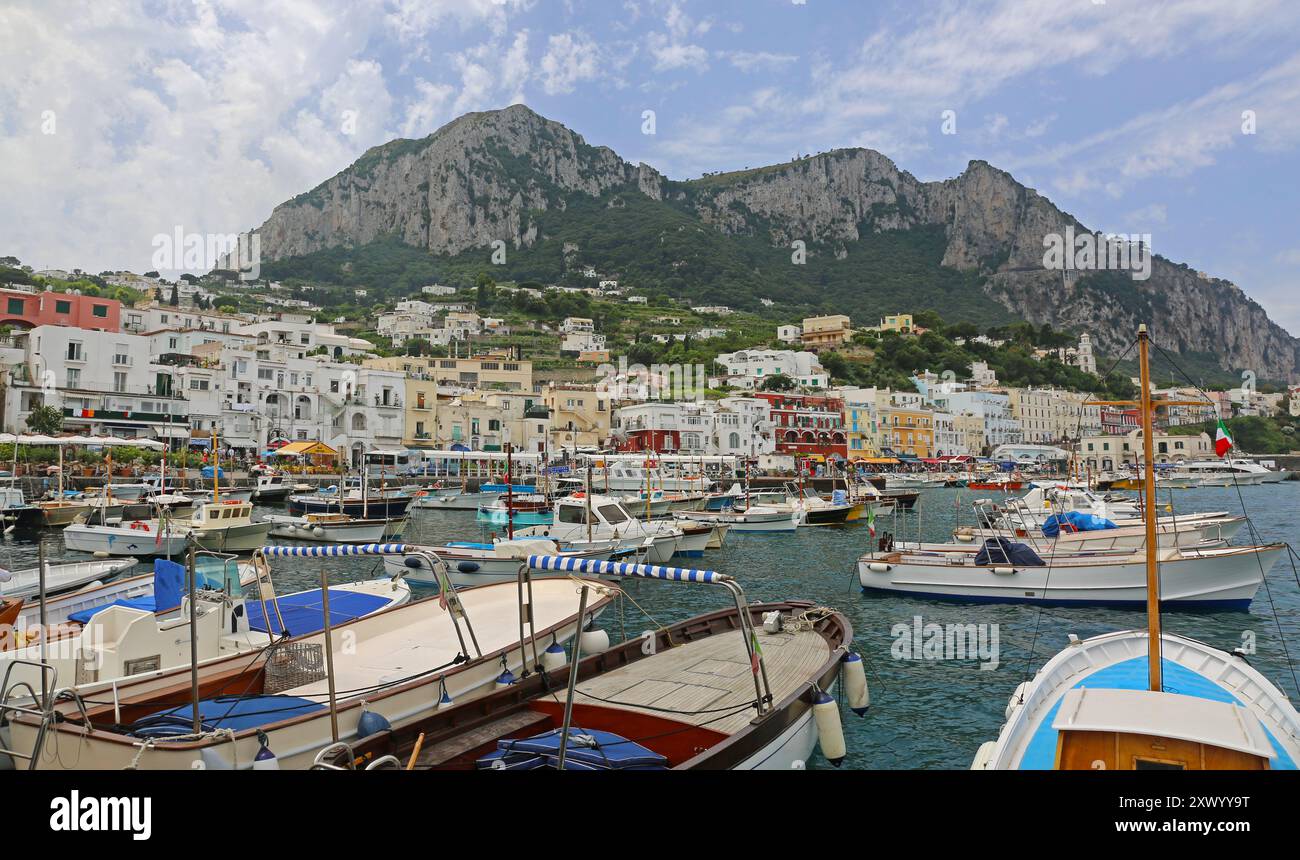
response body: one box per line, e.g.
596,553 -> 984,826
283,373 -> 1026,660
0,287 -> 121,332
754,392 -> 848,461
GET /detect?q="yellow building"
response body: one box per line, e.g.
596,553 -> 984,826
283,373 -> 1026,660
436,391 -> 550,452
545,384 -> 610,450
879,406 -> 934,457
872,313 -> 915,334
845,403 -> 881,458
364,351 -> 532,391
801,314 -> 853,350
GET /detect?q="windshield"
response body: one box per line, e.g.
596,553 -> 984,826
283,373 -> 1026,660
598,503 -> 629,524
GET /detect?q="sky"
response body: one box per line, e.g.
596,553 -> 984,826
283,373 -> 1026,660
2,0 -> 1299,332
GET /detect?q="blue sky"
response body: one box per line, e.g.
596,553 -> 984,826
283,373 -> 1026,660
2,0 -> 1299,332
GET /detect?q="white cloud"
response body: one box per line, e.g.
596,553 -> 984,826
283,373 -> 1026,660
719,51 -> 798,73
540,32 -> 601,95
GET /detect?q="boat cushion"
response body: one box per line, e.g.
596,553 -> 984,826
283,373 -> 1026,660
974,537 -> 1046,567
477,728 -> 668,770
128,695 -> 325,739
244,588 -> 391,637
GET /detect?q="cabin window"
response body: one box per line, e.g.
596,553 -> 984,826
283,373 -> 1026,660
558,506 -> 588,524
598,504 -> 628,524
1133,758 -> 1186,771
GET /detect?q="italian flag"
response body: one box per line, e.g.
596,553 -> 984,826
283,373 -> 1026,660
1215,419 -> 1234,458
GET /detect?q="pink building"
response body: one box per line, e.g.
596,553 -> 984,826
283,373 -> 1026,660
0,288 -> 121,332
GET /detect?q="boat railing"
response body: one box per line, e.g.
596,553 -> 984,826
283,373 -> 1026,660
523,555 -> 774,715
0,659 -> 91,770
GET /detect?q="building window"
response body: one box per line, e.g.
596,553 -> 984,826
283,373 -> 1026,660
113,372 -> 127,392
66,368 -> 80,387
92,304 -> 108,318
55,300 -> 72,314
6,298 -> 24,315
66,341 -> 83,361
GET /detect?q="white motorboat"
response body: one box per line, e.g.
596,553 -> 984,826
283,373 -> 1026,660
859,540 -> 1281,608
514,495 -> 692,564
181,499 -> 273,552
674,506 -> 798,533
0,555 -> 411,710
0,558 -> 138,602
253,472 -> 291,501
265,512 -> 392,543
5,544 -> 608,770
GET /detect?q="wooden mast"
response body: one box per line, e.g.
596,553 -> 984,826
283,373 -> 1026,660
1137,324 -> 1161,692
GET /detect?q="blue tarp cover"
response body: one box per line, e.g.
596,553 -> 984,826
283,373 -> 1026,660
244,587 -> 390,637
1041,511 -> 1118,538
67,559 -> 223,625
974,537 -> 1046,567
129,695 -> 324,739
477,728 -> 668,770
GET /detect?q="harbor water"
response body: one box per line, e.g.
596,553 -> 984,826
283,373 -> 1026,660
6,483 -> 1298,769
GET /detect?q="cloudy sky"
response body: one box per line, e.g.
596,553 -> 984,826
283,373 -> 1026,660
3,0 -> 1299,331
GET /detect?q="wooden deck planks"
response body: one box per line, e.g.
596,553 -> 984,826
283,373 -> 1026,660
567,628 -> 830,735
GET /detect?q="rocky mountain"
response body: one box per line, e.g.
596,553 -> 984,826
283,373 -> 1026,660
250,104 -> 1299,381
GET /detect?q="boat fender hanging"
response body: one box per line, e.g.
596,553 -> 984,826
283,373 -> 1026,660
579,627 -> 610,654
495,667 -> 517,688
356,702 -> 392,740
435,678 -> 454,710
197,747 -> 233,770
311,526 -> 326,538
457,561 -> 480,574
867,562 -> 892,573
991,567 -> 1018,576
403,556 -> 425,569
252,730 -> 279,771
541,639 -> 567,672
813,689 -> 846,767
841,652 -> 870,716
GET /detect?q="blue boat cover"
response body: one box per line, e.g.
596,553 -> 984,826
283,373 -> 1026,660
477,728 -> 668,770
1041,511 -> 1117,538
974,537 -> 1045,567
67,559 -> 224,625
129,695 -> 324,739
200,465 -> 226,479
244,587 -> 390,636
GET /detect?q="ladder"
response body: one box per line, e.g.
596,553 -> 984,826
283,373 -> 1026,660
0,658 -> 88,770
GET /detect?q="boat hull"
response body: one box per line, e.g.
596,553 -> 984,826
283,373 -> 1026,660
858,544 -> 1281,608
188,521 -> 274,552
62,524 -> 190,557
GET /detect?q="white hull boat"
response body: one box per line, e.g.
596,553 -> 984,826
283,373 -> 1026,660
410,489 -> 501,511
62,520 -> 192,556
675,506 -> 798,533
383,538 -> 625,586
0,558 -> 138,602
265,513 -> 391,543
859,542 -> 1281,608
6,545 -> 608,770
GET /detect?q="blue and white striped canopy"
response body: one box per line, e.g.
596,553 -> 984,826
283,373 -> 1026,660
526,555 -> 726,583
260,543 -> 410,557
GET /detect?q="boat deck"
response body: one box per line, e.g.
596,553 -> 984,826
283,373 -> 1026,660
558,626 -> 831,735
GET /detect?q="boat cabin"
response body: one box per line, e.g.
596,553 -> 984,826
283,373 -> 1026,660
1051,687 -> 1274,770
192,500 -> 256,527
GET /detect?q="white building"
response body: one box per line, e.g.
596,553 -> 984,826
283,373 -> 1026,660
776,324 -> 801,344
714,349 -> 829,389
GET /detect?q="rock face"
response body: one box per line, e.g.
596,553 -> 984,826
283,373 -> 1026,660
251,104 -> 1299,380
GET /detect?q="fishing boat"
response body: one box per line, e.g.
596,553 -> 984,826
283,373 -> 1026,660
1,544 -> 609,770
265,512 -> 393,543
182,499 -> 274,552
0,558 -> 138,602
383,538 -> 627,586
972,326 -> 1300,770
104,474 -> 185,502
476,493 -> 553,526
515,494 -> 694,564
859,539 -> 1279,607
0,486 -> 44,531
37,499 -> 92,527
252,471 -> 292,501
62,509 -> 192,557
409,483 -> 524,511
966,475 -> 1025,491
287,487 -> 413,518
619,490 -> 673,518
313,555 -> 863,771
0,554 -> 411,717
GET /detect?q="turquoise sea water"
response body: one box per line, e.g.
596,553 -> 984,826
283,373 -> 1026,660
7,482 -> 1299,769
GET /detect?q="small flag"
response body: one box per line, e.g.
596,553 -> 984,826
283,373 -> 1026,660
867,505 -> 876,537
750,630 -> 762,674
438,585 -> 449,611
1215,419 -> 1234,458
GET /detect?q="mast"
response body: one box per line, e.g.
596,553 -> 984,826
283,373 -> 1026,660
211,427 -> 219,503
1137,325 -> 1162,692
505,442 -> 514,540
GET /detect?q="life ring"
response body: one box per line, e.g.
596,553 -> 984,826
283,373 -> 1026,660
572,492 -> 585,499
129,521 -> 149,531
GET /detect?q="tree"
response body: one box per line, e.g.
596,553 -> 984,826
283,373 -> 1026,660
761,374 -> 797,392
168,285 -> 180,306
25,404 -> 63,435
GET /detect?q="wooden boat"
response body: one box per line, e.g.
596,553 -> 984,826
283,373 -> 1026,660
37,500 -> 92,527
674,506 -> 798,533
0,558 -> 138,602
313,555 -> 861,771
971,325 -> 1300,770
476,494 -> 553,526
410,487 -> 511,511
2,544 -> 610,770
181,499 -> 273,552
265,512 -> 392,543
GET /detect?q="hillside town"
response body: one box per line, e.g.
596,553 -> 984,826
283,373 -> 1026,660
1,271 -> 1290,475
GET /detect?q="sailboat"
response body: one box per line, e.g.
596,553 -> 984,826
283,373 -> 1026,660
971,326 -> 1300,770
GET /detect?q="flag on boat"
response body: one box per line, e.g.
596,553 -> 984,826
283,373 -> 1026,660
867,505 -> 876,537
1215,419 -> 1234,458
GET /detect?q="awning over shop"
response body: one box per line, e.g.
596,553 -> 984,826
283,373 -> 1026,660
856,457 -> 899,464
272,440 -> 338,457
223,437 -> 258,448
150,425 -> 192,439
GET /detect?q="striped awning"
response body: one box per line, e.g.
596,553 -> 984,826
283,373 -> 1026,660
260,543 -> 409,557
526,555 -> 727,583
